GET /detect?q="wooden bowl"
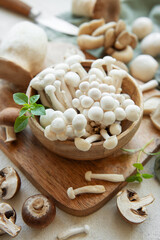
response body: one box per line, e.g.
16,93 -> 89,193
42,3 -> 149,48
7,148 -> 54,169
27,62 -> 143,161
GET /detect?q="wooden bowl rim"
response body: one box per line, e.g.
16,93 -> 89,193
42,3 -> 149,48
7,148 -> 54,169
27,61 -> 143,147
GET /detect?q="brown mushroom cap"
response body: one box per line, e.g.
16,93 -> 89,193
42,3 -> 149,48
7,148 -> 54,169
0,167 -> 21,200
22,194 -> 56,228
0,107 -> 20,127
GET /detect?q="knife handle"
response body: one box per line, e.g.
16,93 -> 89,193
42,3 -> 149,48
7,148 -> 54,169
0,0 -> 31,17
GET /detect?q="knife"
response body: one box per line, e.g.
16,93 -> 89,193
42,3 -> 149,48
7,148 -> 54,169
0,0 -> 79,36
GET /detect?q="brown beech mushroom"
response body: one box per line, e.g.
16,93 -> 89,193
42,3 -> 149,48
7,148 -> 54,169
0,203 -> 21,237
117,189 -> 154,224
0,107 -> 20,142
0,167 -> 21,200
22,194 -> 56,228
72,0 -> 120,22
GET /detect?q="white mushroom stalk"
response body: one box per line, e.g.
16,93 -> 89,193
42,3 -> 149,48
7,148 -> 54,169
57,225 -> 90,240
0,214 -> 21,237
85,171 -> 125,182
67,185 -> 105,199
139,80 -> 158,92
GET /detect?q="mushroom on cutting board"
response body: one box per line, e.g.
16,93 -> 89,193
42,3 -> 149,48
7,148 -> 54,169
117,189 -> 154,224
22,194 -> 56,228
0,107 -> 20,142
0,203 -> 21,237
0,167 -> 21,200
0,21 -> 48,88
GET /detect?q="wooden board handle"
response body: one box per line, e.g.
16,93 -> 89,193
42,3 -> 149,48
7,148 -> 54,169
0,0 -> 31,17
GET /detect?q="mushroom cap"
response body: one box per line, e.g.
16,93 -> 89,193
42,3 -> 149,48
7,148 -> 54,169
132,17 -> 153,40
40,108 -> 55,128
117,189 -> 154,224
0,202 -> 16,236
22,194 -> 56,228
74,138 -> 91,151
85,171 -> 92,181
0,107 -> 20,127
72,114 -> 87,131
67,187 -> 75,199
0,167 -> 21,200
100,96 -> 115,111
88,106 -> 104,122
103,135 -> 118,149
125,105 -> 140,122
64,71 -> 80,87
51,117 -> 66,134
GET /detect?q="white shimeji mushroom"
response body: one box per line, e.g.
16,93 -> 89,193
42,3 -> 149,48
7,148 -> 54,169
75,89 -> 83,98
81,96 -> 94,108
109,69 -> 127,92
54,63 -> 69,72
88,88 -> 101,100
72,114 -> 87,131
102,111 -> 116,126
64,71 -> 81,98
114,107 -> 126,121
44,125 -> 57,141
100,129 -> 118,150
88,106 -> 103,122
79,81 -> 90,93
74,134 -> 101,151
40,109 -> 55,128
125,105 -> 141,121
64,108 -> 77,124
66,125 -> 75,138
91,59 -> 106,76
72,98 -> 81,109
65,54 -> 85,66
70,63 -> 87,79
88,68 -> 104,81
99,83 -> 110,93
122,99 -> 135,109
50,117 -> 66,134
100,96 -> 115,111
89,81 -> 100,88
45,85 -> 66,112
109,122 -> 122,135
103,76 -> 114,85
54,80 -> 66,107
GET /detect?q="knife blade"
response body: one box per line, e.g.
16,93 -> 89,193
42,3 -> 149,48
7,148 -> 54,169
0,0 -> 79,36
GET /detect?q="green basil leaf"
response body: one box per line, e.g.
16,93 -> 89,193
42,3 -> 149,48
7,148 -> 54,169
13,93 -> 28,105
29,95 -> 40,104
14,116 -> 29,133
142,174 -> 153,179
136,176 -> 143,182
154,155 -> 160,182
19,107 -> 29,117
126,175 -> 139,182
31,104 -> 46,116
133,163 -> 144,170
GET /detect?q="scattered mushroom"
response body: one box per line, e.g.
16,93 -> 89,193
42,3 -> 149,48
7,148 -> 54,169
22,194 -> 56,228
132,17 -> 153,40
0,21 -> 48,88
75,134 -> 101,151
143,94 -> 160,115
141,32 -> 160,57
67,185 -> 105,199
57,224 -> 90,240
150,103 -> 160,130
85,171 -> 125,182
72,0 -> 120,22
0,107 -> 20,142
0,202 -> 21,237
130,55 -> 159,82
117,189 -> 155,224
0,167 -> 21,200
139,80 -> 158,92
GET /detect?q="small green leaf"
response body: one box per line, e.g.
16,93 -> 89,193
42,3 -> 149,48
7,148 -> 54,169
142,173 -> 153,179
144,151 -> 160,156
13,93 -> 28,105
121,148 -> 139,153
19,107 -> 29,117
133,163 -> 144,170
126,175 -> 139,182
31,104 -> 46,116
29,95 -> 40,104
14,116 -> 29,133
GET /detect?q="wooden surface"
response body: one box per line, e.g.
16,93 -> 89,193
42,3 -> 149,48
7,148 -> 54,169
0,79 -> 159,216
0,0 -> 31,17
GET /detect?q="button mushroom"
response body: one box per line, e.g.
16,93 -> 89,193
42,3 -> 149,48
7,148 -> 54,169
0,107 -> 20,142
0,167 -> 21,200
117,189 -> 155,224
0,203 -> 21,237
22,194 -> 56,228
57,224 -> 90,240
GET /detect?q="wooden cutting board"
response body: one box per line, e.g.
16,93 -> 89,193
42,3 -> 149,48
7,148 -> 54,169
0,46 -> 160,216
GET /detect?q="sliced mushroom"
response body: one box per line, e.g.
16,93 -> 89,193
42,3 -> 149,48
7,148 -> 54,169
115,19 -> 126,37
150,103 -> 160,130
106,46 -> 133,64
117,189 -> 155,224
0,203 -> 21,237
0,107 -> 20,142
22,194 -> 56,228
143,94 -> 160,115
77,34 -> 104,50
92,21 -> 116,37
0,167 -> 21,200
104,28 -> 116,49
78,18 -> 105,36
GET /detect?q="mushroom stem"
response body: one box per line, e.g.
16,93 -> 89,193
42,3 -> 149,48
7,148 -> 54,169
38,90 -> 52,108
32,198 -> 44,211
67,185 -> 105,199
0,213 -> 21,237
131,194 -> 155,210
54,81 -> 66,107
5,127 -> 16,143
85,171 -> 125,182
71,63 -> 87,79
62,91 -> 73,108
57,225 -> 90,240
140,80 -> 158,92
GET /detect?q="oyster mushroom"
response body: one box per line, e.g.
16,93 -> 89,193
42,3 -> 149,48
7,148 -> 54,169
0,107 -> 20,142
0,203 -> 21,237
22,194 -> 56,228
117,189 -> 154,224
0,167 -> 21,200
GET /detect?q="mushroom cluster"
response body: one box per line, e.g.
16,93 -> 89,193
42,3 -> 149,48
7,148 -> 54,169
77,19 -> 137,63
30,55 -> 141,152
